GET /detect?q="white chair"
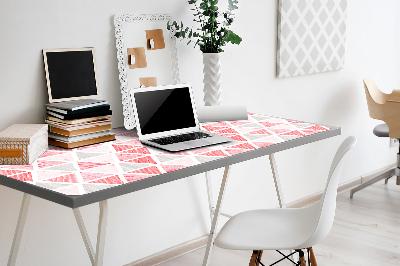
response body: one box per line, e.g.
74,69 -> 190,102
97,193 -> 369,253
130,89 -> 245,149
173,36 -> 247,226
214,136 -> 357,266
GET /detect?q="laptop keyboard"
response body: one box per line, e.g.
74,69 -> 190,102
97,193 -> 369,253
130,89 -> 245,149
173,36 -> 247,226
149,132 -> 211,145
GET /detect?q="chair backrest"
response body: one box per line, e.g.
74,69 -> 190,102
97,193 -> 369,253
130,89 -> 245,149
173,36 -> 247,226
363,78 -> 400,138
302,136 -> 356,248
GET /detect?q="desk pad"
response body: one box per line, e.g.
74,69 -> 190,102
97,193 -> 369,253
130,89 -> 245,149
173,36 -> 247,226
0,114 -> 330,196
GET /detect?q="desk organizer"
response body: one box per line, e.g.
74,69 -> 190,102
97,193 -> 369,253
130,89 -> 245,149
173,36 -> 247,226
0,124 -> 48,165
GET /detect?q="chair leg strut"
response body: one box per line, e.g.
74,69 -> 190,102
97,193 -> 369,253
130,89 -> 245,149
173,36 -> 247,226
251,249 -> 313,266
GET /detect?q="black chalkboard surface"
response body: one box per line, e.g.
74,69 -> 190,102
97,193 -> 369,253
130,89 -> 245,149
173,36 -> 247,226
43,48 -> 99,102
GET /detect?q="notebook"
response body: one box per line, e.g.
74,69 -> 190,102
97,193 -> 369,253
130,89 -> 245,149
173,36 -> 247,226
130,84 -> 231,152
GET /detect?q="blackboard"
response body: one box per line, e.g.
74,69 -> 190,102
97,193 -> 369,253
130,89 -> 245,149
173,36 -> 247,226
43,48 -> 99,102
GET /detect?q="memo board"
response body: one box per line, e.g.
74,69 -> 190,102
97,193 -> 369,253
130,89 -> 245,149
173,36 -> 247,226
114,14 -> 180,130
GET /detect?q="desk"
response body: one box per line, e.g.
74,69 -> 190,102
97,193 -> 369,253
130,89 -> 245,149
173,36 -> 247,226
0,113 -> 340,266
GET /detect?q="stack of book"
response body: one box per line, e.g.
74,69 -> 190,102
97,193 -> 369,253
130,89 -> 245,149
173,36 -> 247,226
45,99 -> 116,149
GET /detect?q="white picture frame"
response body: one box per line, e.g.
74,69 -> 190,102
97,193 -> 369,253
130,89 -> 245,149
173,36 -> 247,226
114,13 -> 180,130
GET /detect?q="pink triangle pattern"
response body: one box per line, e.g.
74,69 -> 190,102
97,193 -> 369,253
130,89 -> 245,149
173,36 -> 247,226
81,172 -> 115,182
0,113 -> 331,196
129,166 -> 162,175
124,173 -> 154,182
126,156 -> 157,164
89,175 -> 123,185
46,173 -> 78,183
11,172 -> 33,182
78,162 -> 110,171
37,160 -> 67,169
161,164 -> 186,172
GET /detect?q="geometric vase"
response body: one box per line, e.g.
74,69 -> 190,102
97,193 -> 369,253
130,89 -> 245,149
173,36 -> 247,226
202,53 -> 222,106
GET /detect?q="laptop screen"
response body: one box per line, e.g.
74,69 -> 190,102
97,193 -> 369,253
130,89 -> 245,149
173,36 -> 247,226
134,86 -> 196,135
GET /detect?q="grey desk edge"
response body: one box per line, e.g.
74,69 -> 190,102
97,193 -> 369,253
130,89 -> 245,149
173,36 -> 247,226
0,126 -> 341,209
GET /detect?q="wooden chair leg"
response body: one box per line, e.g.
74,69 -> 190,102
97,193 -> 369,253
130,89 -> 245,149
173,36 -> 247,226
249,250 -> 263,266
308,247 -> 318,266
298,250 -> 307,266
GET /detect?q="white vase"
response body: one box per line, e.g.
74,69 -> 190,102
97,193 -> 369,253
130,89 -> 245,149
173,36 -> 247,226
202,53 -> 222,106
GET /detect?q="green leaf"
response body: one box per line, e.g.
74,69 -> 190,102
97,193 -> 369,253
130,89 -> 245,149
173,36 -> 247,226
226,30 -> 242,44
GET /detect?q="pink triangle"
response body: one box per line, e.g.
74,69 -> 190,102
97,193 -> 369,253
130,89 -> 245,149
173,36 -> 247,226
40,150 -> 65,158
37,160 -> 67,169
11,172 -> 33,182
248,129 -> 271,135
116,153 -> 146,162
208,121 -> 231,127
124,173 -> 154,183
117,146 -> 150,154
0,169 -> 28,176
78,162 -> 110,171
129,166 -> 162,175
259,121 -> 283,128
224,134 -> 248,141
200,150 -> 228,157
162,164 -> 185,172
81,172 -> 114,182
227,143 -> 256,150
126,156 -> 157,164
112,144 -> 137,152
282,130 -> 307,136
46,173 -> 78,183
229,121 -> 251,126
216,128 -> 240,134
201,125 -> 228,132
253,142 -> 275,148
89,175 -> 123,184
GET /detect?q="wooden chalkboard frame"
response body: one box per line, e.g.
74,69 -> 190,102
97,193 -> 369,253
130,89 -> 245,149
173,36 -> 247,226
43,47 -> 100,103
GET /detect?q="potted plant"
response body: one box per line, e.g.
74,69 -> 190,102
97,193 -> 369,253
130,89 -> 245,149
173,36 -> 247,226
167,0 -> 242,106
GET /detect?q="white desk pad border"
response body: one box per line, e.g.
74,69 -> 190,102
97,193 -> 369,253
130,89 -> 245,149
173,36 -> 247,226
0,114 -> 330,196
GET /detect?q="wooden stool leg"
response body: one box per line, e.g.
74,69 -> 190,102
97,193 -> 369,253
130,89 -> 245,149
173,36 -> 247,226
308,247 -> 318,266
249,250 -> 263,266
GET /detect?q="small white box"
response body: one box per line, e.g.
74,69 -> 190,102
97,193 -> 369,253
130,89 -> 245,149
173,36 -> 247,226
0,124 -> 48,165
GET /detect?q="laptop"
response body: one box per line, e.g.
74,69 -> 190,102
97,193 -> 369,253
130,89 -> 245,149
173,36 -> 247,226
130,84 -> 231,152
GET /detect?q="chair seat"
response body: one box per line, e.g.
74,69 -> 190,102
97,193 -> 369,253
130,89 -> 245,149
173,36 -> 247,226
214,203 -> 320,251
373,123 -> 389,137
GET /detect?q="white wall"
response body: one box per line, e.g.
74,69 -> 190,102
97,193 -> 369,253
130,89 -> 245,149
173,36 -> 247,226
0,0 -> 400,265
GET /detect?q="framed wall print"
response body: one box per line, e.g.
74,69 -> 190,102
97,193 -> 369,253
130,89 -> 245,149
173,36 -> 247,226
276,0 -> 347,78
114,13 -> 180,130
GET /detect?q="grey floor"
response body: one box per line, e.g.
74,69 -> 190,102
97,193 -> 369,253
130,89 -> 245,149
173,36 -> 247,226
160,178 -> 400,266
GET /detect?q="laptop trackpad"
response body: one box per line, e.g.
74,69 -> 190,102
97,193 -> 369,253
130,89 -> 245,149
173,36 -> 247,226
184,139 -> 212,146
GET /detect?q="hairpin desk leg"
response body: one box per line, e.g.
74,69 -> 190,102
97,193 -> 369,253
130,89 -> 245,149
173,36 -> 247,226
202,166 -> 231,266
74,200 -> 108,266
73,208 -> 95,265
269,153 -> 286,208
8,193 -> 31,266
205,171 -> 214,222
269,153 -> 294,260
